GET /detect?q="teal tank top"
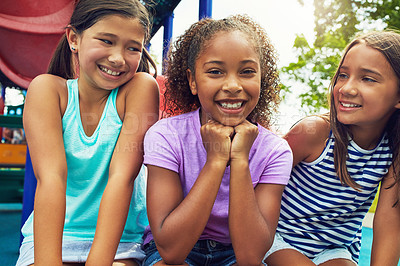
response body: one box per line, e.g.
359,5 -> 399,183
22,78 -> 148,243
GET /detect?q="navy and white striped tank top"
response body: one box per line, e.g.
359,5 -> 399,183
277,132 -> 392,262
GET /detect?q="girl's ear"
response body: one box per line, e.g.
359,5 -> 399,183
186,69 -> 197,95
66,26 -> 78,53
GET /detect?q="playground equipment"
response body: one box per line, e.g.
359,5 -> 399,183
0,0 -> 211,88
0,111 -> 25,204
0,0 -> 75,89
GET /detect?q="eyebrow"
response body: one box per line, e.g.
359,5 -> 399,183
97,32 -> 143,46
340,65 -> 383,78
204,59 -> 259,66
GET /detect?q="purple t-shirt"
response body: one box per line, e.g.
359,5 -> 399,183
143,109 -> 293,244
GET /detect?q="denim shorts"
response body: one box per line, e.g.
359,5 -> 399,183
264,233 -> 357,265
143,239 -> 236,266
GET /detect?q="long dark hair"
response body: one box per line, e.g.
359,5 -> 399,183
329,31 -> 400,194
47,0 -> 156,79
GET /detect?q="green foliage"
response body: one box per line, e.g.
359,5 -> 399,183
281,34 -> 341,112
283,0 -> 400,113
360,0 -> 400,30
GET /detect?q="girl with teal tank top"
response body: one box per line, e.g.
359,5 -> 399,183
16,0 -> 159,265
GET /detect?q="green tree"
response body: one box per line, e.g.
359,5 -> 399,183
360,0 -> 400,29
283,0 -> 400,113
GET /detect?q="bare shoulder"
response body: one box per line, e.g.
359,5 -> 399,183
116,72 -> 159,121
28,74 -> 66,94
23,74 -> 68,138
285,115 -> 330,143
284,115 -> 330,165
120,72 -> 159,96
25,74 -> 68,112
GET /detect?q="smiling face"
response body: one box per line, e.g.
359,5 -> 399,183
333,43 -> 400,133
187,30 -> 261,126
69,14 -> 145,91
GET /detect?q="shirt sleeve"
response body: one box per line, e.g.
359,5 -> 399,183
143,120 -> 180,174
260,138 -> 293,185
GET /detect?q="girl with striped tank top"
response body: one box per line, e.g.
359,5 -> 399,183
16,0 -> 159,265
265,31 -> 400,266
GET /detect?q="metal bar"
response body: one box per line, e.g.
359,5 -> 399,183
199,0 -> 212,19
162,13 -> 174,74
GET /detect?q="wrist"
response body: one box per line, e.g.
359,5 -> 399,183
230,153 -> 249,163
205,157 -> 229,170
229,157 -> 250,168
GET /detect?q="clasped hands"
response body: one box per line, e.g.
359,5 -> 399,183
200,119 -> 259,165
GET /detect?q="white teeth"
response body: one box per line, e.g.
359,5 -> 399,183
341,102 -> 361,108
220,102 -> 243,109
100,66 -> 121,76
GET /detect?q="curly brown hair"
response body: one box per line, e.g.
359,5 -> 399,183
162,14 -> 281,129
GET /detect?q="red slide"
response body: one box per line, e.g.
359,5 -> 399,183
0,0 -> 75,89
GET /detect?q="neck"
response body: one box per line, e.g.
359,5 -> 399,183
349,125 -> 385,150
77,79 -> 111,105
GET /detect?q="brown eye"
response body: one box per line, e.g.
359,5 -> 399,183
242,69 -> 256,74
207,70 -> 222,75
128,47 -> 140,52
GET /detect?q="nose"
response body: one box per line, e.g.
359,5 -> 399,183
108,48 -> 125,66
222,75 -> 243,94
338,78 -> 358,96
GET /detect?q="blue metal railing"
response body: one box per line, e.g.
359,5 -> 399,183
161,0 -> 212,73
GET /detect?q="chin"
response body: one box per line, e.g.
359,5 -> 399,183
217,118 -> 245,127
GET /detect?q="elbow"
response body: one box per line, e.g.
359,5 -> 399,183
235,242 -> 271,266
157,246 -> 188,265
35,174 -> 67,192
152,230 -> 192,264
235,249 -> 266,266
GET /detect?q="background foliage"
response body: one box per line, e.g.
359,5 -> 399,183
283,0 -> 400,113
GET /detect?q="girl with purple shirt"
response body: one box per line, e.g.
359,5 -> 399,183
142,15 -> 293,266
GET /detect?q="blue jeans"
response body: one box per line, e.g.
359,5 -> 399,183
143,240 -> 236,266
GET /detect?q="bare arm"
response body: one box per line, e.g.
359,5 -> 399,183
86,73 -> 159,265
24,74 -> 68,266
283,116 -> 330,166
147,120 -> 233,264
228,120 -> 287,265
230,173 -> 285,265
371,166 -> 400,266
